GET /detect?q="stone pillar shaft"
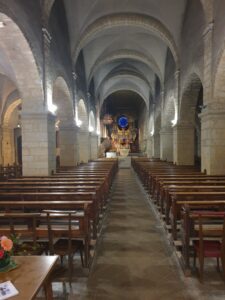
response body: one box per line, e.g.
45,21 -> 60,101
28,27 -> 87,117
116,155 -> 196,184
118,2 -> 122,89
78,130 -> 90,163
152,133 -> 160,158
173,124 -> 195,165
21,112 -> 56,175
59,125 -> 78,166
200,105 -> 225,174
160,127 -> 173,162
146,136 -> 153,158
90,133 -> 98,160
2,126 -> 15,165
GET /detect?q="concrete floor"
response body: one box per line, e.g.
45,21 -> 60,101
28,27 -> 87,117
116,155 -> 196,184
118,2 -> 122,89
38,168 -> 225,299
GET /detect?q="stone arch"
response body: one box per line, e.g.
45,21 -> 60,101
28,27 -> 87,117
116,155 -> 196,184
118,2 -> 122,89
77,99 -> 90,163
0,13 -> 43,112
199,0 -> 212,24
153,109 -> 161,158
43,0 -> 56,19
52,76 -> 75,167
73,13 -> 179,67
77,99 -> 89,131
180,73 -> 203,124
99,75 -> 150,110
89,111 -> 96,132
213,45 -> 225,104
1,98 -> 22,165
52,76 -> 74,124
88,49 -> 163,87
163,95 -> 176,127
176,73 -> 203,166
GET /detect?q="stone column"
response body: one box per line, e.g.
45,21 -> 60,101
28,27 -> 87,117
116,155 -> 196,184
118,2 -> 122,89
59,123 -> 79,166
146,136 -> 153,158
1,126 -> 15,165
90,133 -> 98,160
173,124 -> 195,165
200,104 -> 225,174
0,127 -> 3,164
152,133 -> 160,158
21,112 -> 56,176
203,22 -> 214,106
77,130 -> 90,163
160,126 -> 173,162
41,25 -> 52,109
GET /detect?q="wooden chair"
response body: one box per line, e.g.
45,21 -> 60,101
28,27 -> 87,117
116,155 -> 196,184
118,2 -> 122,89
193,212 -> 225,282
45,210 -> 84,284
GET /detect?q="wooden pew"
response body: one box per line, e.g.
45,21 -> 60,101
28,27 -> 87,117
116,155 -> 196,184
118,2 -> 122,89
180,203 -> 225,275
163,186 -> 225,223
0,191 -> 99,239
170,192 -> 225,239
0,201 -> 91,267
156,180 -> 225,208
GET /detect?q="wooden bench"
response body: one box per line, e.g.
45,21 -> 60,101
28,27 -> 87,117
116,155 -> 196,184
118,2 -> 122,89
180,203 -> 225,275
170,192 -> 225,239
0,191 -> 99,239
0,201 -> 91,267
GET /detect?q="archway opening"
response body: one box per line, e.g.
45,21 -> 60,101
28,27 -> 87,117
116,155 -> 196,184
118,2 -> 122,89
52,77 -> 74,167
179,74 -> 203,167
100,90 -> 146,156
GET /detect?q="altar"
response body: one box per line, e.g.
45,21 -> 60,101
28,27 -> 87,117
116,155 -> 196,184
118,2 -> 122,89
119,148 -> 130,157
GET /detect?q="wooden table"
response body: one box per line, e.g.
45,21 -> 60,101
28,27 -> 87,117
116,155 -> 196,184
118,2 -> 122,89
0,256 -> 58,300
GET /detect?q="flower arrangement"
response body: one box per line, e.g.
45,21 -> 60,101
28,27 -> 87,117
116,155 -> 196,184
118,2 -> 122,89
0,236 -> 13,269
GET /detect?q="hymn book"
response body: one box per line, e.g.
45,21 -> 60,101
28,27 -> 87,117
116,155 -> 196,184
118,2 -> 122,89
0,281 -> 19,299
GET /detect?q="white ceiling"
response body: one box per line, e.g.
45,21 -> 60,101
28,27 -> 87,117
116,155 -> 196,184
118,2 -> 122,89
64,0 -> 187,108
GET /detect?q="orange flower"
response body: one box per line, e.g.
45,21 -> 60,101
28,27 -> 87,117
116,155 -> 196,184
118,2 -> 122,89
1,237 -> 13,252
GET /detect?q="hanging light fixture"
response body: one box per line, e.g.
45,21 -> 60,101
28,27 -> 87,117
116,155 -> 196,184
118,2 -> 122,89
102,114 -> 113,125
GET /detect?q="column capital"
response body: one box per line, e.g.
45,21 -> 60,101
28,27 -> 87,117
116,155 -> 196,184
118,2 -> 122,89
21,111 -> 56,122
174,69 -> 180,79
199,102 -> 225,120
87,92 -> 91,100
72,72 -> 77,81
42,27 -> 52,45
172,122 -> 195,131
59,123 -> 79,131
203,21 -> 214,38
160,126 -> 173,134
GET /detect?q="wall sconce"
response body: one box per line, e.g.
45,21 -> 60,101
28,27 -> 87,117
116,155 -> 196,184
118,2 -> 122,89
76,119 -> 82,127
89,125 -> 94,132
0,22 -> 5,28
171,117 -> 178,127
48,103 -> 58,114
150,129 -> 154,136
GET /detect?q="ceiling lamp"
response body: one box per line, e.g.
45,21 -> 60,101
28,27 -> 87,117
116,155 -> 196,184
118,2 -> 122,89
102,114 -> 113,125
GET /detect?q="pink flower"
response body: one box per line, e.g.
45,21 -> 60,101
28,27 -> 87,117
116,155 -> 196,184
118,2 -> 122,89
1,238 -> 13,252
0,249 -> 4,259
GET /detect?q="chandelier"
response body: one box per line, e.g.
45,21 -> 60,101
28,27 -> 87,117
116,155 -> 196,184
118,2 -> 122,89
102,114 -> 113,125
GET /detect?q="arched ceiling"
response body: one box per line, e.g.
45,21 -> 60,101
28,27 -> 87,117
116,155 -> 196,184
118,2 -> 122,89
60,0 -> 187,111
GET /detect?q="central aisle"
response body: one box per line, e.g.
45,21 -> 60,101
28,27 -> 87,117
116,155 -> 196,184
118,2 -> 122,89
82,168 -> 192,300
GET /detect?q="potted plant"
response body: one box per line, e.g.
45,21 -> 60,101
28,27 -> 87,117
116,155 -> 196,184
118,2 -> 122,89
0,236 -> 13,269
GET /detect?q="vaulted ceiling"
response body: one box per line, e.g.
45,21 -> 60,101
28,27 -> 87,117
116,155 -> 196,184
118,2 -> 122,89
60,0 -> 187,108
